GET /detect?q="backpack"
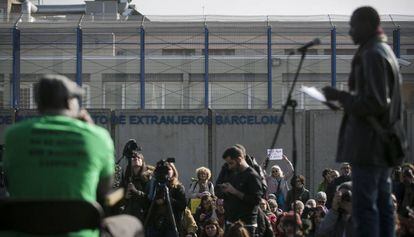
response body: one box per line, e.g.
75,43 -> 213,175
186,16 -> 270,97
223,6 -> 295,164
245,155 -> 268,196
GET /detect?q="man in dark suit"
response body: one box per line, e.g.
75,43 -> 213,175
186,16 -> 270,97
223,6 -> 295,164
322,6 -> 407,237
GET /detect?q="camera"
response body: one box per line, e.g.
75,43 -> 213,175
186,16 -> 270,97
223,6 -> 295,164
122,139 -> 142,159
341,189 -> 352,203
154,158 -> 175,184
113,140 -> 142,188
403,168 -> 414,179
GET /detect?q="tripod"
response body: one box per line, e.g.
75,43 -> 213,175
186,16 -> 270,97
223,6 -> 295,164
144,180 -> 179,237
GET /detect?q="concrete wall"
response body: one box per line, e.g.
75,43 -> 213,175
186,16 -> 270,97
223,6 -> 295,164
211,110 -> 306,182
88,109 -> 113,131
308,110 -> 342,195
113,109 -> 209,190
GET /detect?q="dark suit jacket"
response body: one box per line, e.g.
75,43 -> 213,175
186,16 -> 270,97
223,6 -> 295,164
335,35 -> 405,166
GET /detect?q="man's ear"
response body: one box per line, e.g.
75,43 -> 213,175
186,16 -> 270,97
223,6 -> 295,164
67,97 -> 80,114
65,98 -> 71,109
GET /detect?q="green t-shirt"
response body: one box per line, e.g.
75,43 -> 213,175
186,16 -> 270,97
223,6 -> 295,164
3,116 -> 114,237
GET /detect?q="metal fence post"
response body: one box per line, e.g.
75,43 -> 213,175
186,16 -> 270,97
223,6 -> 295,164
76,27 -> 83,87
393,27 -> 401,58
331,27 -> 336,88
267,26 -> 272,109
140,26 -> 145,109
204,26 -> 209,109
12,27 -> 20,109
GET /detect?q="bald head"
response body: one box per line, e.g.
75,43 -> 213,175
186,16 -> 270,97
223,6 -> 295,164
349,6 -> 381,45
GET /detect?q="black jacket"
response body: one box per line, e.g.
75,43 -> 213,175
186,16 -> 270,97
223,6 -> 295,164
335,36 -> 406,166
215,166 -> 263,225
285,187 -> 310,211
256,208 -> 274,237
121,166 -> 151,221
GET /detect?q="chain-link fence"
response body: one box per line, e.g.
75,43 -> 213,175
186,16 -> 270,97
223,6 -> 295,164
1,14 -> 413,109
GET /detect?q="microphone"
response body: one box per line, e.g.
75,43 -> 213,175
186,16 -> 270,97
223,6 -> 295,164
297,38 -> 321,52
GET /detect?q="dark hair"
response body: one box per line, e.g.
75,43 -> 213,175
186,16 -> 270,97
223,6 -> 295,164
222,146 -> 243,160
35,78 -> 68,111
125,152 -> 148,180
201,218 -> 224,237
224,220 -> 250,237
337,181 -> 352,192
322,168 -> 331,178
234,144 -> 247,157
200,194 -> 215,212
291,174 -> 305,187
35,75 -> 82,113
352,6 -> 380,30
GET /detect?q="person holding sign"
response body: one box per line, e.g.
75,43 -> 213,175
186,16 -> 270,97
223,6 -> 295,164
265,154 -> 294,210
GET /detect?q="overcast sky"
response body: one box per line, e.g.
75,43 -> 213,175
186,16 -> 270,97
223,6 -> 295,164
42,0 -> 414,16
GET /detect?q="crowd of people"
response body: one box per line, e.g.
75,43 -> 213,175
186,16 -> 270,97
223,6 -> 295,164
114,144 -> 414,237
0,77 -> 413,237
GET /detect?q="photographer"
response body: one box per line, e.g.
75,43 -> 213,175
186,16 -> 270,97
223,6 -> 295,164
146,160 -> 186,237
316,182 -> 353,237
121,151 -> 152,221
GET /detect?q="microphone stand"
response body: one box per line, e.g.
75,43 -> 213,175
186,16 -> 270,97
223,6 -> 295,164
267,49 -> 308,235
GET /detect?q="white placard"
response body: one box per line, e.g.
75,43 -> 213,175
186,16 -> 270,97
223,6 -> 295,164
300,85 -> 327,102
267,148 -> 283,160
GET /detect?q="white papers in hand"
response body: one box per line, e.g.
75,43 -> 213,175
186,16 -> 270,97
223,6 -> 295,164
300,85 -> 327,102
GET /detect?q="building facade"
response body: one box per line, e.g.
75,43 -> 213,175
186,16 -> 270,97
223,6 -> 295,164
0,9 -> 413,111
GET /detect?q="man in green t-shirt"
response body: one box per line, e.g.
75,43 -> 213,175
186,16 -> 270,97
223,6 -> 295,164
3,75 -> 143,237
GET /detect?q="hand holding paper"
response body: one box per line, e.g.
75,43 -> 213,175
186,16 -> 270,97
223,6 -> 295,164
300,85 -> 341,111
300,85 -> 327,102
322,86 -> 342,101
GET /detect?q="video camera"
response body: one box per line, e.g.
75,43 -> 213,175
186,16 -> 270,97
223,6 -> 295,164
145,157 -> 179,236
113,140 -> 142,188
341,189 -> 352,203
154,158 -> 175,184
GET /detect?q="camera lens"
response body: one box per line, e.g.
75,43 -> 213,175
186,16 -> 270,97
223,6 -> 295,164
341,190 -> 352,202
